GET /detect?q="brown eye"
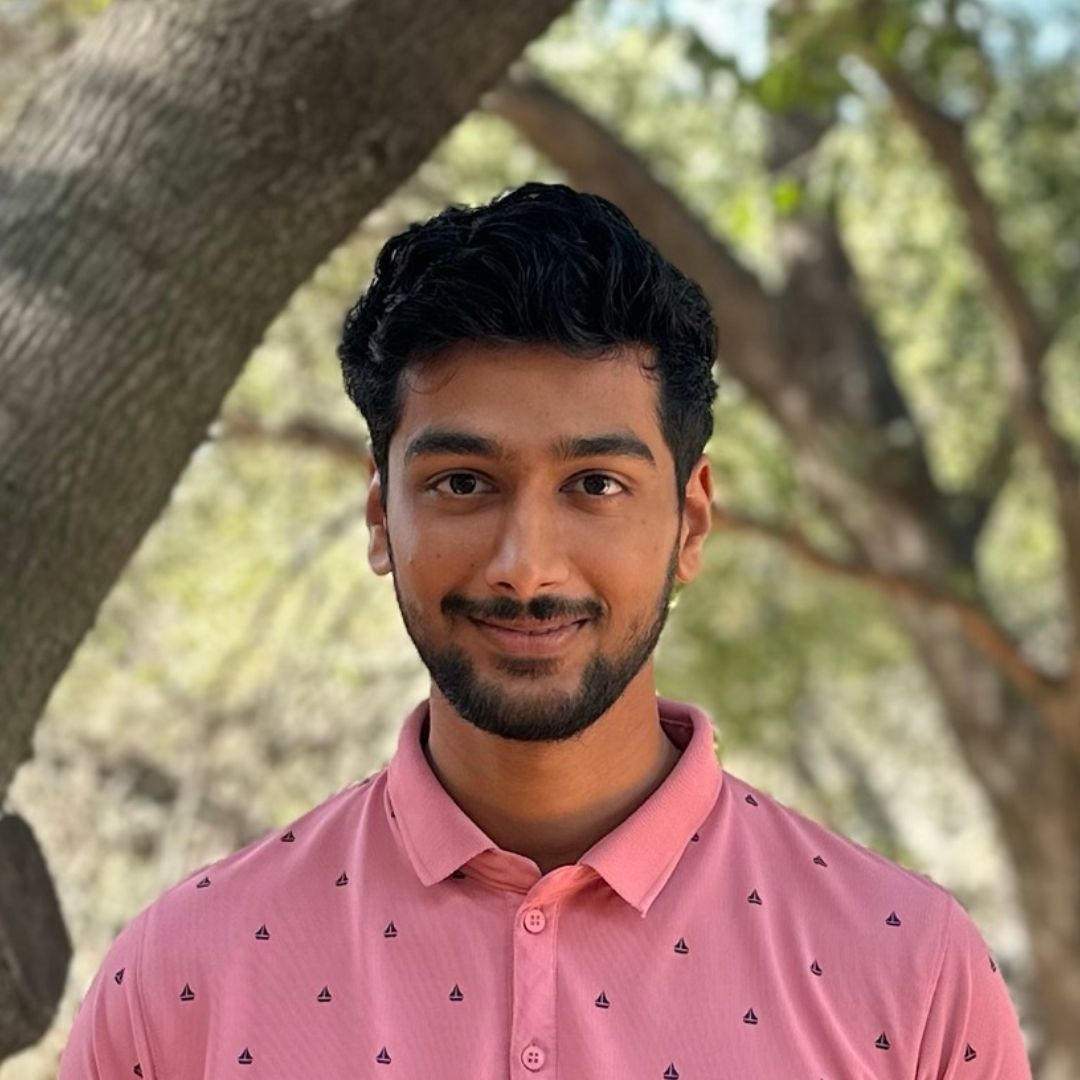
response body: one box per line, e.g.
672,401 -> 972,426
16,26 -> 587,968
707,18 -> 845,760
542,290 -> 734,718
434,468 -> 494,494
570,473 -> 630,496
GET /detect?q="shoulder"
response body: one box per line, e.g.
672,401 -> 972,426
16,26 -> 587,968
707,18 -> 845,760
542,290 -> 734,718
710,771 -> 1029,1073
81,772 -> 387,1074
121,771 -> 387,1006
716,770 -> 956,985
61,772 -> 386,1078
144,770 -> 387,946
720,769 -> 951,904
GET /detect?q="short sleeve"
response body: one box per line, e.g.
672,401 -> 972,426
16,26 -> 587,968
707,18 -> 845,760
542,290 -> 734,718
59,909 -> 158,1080
916,893 -> 1031,1079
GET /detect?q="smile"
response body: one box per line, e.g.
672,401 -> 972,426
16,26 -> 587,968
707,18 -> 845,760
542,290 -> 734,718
469,618 -> 589,655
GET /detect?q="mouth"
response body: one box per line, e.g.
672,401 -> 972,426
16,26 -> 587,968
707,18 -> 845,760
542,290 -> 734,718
468,617 -> 590,655
472,618 -> 588,635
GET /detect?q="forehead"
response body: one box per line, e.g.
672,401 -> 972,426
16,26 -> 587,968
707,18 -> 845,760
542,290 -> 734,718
393,342 -> 664,461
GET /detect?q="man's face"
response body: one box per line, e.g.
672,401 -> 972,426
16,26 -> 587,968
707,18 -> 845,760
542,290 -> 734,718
365,342 -> 711,745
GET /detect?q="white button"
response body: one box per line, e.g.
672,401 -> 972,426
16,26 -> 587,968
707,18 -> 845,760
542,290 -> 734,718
523,908 -> 546,933
521,1044 -> 546,1071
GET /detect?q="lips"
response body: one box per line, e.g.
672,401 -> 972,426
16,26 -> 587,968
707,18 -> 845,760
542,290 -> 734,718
468,617 -> 590,655
473,618 -> 585,635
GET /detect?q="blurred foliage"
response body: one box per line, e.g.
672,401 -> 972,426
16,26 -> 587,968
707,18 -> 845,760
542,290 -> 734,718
5,0 -> 1077,1072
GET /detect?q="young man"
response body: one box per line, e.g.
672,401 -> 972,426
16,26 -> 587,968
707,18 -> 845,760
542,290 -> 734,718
60,183 -> 1030,1078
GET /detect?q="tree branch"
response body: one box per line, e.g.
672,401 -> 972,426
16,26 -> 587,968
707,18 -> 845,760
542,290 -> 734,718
869,61 -> 1050,362
709,499 -> 1060,700
211,409 -> 368,464
862,52 -> 1080,671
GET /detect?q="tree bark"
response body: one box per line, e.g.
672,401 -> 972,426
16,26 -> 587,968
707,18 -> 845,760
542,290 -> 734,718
0,0 -> 572,799
485,69 -> 1080,1076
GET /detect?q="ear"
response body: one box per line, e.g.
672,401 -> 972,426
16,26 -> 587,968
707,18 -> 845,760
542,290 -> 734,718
365,455 -> 392,577
675,454 -> 712,585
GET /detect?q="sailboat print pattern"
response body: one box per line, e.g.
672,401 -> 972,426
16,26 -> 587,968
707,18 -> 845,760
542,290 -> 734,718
59,698 -> 1030,1079
105,817 -> 1001,1077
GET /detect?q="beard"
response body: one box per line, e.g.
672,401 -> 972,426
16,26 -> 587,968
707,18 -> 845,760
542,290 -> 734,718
386,531 -> 681,745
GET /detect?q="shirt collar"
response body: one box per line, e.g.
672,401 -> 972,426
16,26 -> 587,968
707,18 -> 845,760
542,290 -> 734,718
386,694 -> 723,917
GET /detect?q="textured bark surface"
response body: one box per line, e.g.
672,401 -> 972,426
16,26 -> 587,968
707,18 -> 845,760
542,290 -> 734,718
0,0 -> 572,798
485,71 -> 1080,1077
0,813 -> 71,1058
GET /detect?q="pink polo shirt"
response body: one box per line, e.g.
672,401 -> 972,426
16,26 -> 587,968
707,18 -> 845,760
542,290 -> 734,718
60,694 -> 1030,1078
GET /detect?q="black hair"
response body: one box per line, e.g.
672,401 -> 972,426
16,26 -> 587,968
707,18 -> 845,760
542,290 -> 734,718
337,182 -> 717,515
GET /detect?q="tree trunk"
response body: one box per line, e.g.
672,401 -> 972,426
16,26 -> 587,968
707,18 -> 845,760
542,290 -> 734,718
898,605 -> 1080,1080
0,0 -> 572,1058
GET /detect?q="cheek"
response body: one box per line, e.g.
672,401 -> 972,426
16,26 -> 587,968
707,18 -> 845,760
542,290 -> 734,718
568,534 -> 662,582
595,512 -> 666,560
403,537 -> 469,585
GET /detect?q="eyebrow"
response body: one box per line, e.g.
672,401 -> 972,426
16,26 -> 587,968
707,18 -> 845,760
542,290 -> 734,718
403,427 -> 657,469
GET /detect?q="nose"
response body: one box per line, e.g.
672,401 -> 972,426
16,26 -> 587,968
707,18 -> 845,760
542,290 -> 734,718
482,488 -> 572,598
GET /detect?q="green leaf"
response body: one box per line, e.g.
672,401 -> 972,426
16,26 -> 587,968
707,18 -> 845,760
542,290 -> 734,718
875,9 -> 912,60
772,177 -> 804,215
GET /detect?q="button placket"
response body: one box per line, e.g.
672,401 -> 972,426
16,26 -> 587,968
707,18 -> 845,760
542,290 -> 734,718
511,899 -> 558,1075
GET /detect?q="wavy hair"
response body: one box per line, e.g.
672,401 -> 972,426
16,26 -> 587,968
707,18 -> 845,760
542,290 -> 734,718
338,182 -> 718,515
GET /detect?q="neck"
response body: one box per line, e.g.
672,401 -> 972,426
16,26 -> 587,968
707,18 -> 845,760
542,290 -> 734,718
422,669 -> 683,876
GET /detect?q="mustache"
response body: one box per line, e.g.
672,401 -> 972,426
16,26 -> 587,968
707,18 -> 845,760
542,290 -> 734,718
440,591 -> 609,626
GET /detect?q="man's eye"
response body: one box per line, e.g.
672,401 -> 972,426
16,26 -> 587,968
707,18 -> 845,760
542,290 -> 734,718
565,477 -> 626,496
432,473 -> 494,496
